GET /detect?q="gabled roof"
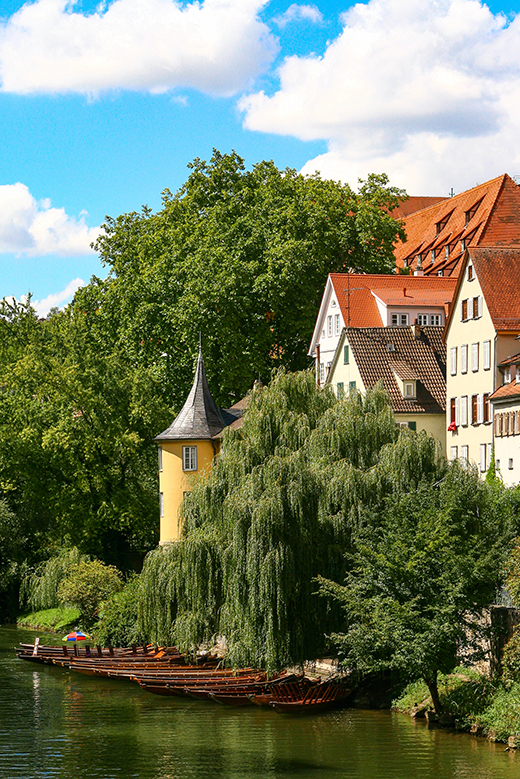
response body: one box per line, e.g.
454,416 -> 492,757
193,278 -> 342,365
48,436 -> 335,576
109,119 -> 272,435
445,247 -> 520,337
155,348 -> 228,441
329,325 -> 446,414
394,174 -> 520,277
489,380 -> 520,402
309,273 -> 456,356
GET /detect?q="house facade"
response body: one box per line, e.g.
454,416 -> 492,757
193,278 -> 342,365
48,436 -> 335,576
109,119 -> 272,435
326,325 -> 447,453
309,273 -> 455,385
490,354 -> 520,485
444,248 -> 520,473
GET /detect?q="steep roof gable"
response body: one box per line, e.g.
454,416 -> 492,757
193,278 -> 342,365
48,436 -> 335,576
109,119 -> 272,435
394,175 -> 520,277
471,247 -> 520,332
335,325 -> 446,414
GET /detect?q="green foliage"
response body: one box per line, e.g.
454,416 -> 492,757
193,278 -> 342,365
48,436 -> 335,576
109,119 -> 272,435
478,682 -> 520,739
20,547 -> 85,612
506,538 -> 520,608
0,498 -> 26,619
319,461 -> 514,710
93,576 -> 143,647
87,151 -> 406,408
18,606 -> 80,632
139,372 -> 406,669
57,559 -> 124,625
502,625 -> 520,683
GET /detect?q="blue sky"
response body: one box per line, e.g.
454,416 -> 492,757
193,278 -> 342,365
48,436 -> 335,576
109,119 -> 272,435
1,0 -> 520,313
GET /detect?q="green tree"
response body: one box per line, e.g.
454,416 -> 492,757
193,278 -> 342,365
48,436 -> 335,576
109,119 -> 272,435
58,559 -> 124,626
139,373 -> 410,670
319,466 -> 513,712
82,151 -> 406,409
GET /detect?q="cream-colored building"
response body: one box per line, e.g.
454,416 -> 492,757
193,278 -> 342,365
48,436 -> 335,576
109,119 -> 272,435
308,273 -> 455,385
490,353 -> 520,486
154,348 -> 244,544
326,324 -> 447,453
445,248 -> 520,472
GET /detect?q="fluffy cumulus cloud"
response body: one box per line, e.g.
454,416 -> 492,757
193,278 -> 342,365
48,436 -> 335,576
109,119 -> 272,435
29,278 -> 85,318
273,4 -> 323,27
240,0 -> 520,192
0,183 -> 99,255
0,0 -> 277,96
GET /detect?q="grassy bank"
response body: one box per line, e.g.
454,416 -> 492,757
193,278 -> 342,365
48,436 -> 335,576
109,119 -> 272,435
394,668 -> 520,743
17,607 -> 80,634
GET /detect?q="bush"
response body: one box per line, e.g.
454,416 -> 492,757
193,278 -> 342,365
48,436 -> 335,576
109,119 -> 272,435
58,560 -> 124,626
20,547 -> 85,612
93,576 -> 143,647
502,625 -> 520,683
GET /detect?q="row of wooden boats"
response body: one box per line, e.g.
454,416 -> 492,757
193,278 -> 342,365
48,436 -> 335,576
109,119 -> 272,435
15,641 -> 352,714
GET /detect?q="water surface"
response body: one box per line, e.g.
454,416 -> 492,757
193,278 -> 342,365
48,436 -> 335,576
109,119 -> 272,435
0,626 -> 518,779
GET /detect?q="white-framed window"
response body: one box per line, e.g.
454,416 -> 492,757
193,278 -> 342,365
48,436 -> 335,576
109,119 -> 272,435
509,458 -> 514,470
496,459 -> 500,470
480,444 -> 487,473
504,366 -> 511,384
430,314 -> 441,326
158,446 -> 163,472
182,445 -> 198,472
477,394 -> 484,424
461,344 -> 468,374
320,363 -> 325,383
391,313 -> 398,325
417,314 -> 428,326
472,342 -> 479,372
461,445 -> 469,463
516,366 -> 520,384
483,340 -> 491,371
450,446 -> 458,460
327,315 -> 332,337
460,396 -> 468,426
400,314 -> 409,326
334,314 -> 340,336
404,382 -> 416,398
461,299 -> 468,321
159,492 -> 164,518
472,296 -> 482,319
450,347 -> 457,376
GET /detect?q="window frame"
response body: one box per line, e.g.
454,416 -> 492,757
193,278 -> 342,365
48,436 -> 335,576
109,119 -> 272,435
182,445 -> 198,472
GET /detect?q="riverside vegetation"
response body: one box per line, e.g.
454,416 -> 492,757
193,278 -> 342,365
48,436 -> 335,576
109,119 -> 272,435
4,152 -> 520,745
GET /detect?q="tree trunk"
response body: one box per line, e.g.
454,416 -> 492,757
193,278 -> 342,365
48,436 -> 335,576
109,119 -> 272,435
425,673 -> 443,714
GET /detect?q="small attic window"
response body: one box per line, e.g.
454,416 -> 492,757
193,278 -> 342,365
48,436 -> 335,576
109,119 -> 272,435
331,300 -> 337,307
436,212 -> 452,234
465,198 -> 483,225
387,343 -> 396,353
403,382 -> 416,399
467,265 -> 474,281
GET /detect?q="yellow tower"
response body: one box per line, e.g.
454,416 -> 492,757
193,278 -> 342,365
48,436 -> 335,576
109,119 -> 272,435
154,347 -> 241,544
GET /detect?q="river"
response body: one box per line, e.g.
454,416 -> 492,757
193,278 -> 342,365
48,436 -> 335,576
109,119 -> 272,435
0,625 -> 518,779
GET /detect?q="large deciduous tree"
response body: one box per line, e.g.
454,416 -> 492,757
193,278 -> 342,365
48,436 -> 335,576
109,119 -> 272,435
80,151 -> 406,409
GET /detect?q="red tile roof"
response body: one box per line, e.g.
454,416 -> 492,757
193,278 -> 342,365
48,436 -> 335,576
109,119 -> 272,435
391,196 -> 448,220
489,380 -> 520,401
471,248 -> 520,331
394,174 -> 520,277
330,273 -> 456,328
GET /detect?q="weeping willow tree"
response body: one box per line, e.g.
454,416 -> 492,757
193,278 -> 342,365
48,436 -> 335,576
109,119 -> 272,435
139,370 -> 449,670
20,546 -> 86,612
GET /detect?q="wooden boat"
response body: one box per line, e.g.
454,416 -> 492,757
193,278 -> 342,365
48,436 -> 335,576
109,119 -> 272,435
209,692 -> 256,707
270,680 -> 352,714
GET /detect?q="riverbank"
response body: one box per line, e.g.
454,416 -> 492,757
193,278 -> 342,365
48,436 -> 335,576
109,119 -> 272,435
17,606 -> 79,633
394,668 -> 520,747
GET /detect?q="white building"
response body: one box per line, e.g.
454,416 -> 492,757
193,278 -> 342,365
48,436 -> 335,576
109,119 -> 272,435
490,353 -> 520,485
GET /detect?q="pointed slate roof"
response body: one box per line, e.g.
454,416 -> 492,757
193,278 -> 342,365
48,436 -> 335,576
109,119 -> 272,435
155,349 -> 226,441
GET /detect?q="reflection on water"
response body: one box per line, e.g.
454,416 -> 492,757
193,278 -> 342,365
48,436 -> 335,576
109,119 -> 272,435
0,625 -> 518,779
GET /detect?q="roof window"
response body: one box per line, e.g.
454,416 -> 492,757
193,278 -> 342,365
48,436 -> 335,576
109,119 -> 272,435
465,198 -> 483,225
435,211 -> 454,235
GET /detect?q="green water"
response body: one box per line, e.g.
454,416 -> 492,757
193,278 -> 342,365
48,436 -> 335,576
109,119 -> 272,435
1,626 -> 519,779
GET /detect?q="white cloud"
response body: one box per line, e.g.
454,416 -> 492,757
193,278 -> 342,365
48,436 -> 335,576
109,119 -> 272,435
239,0 -> 520,193
0,183 -> 99,256
29,278 -> 85,318
0,0 -> 277,96
273,4 -> 323,28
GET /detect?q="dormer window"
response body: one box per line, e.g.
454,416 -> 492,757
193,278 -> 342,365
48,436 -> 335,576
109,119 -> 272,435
504,367 -> 512,384
431,249 -> 436,263
461,239 -> 466,252
516,365 -> 520,384
436,212 -> 452,234
465,198 -> 483,225
403,381 -> 416,399
445,246 -> 449,259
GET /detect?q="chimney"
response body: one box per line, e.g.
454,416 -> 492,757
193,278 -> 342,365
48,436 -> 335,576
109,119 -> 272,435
411,324 -> 421,339
402,287 -> 407,297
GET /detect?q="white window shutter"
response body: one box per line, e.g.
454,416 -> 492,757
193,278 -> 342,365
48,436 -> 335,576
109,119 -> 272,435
455,398 -> 460,426
480,444 -> 487,472
461,396 -> 467,426
478,296 -> 483,317
477,394 -> 484,424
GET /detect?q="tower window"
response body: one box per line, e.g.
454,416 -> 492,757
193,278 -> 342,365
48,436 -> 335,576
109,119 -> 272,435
159,492 -> 164,518
182,445 -> 198,472
158,447 -> 163,472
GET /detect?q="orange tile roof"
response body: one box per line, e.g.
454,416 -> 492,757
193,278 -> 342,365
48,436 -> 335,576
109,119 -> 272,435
471,247 -> 520,331
489,380 -> 520,401
394,174 -> 520,277
391,196 -> 448,220
330,273 -> 456,328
